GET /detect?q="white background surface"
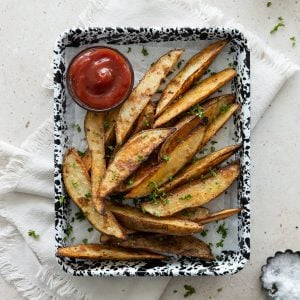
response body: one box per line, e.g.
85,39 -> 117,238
0,0 -> 300,299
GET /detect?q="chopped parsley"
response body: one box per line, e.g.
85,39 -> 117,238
163,198 -> 170,206
211,140 -> 218,145
137,155 -> 144,162
87,227 -> 94,232
71,123 -> 81,133
217,223 -> 228,239
107,145 -> 115,152
144,115 -> 150,127
270,17 -> 285,34
141,46 -> 149,56
58,195 -> 65,205
217,288 -> 223,292
71,181 -> 78,188
127,178 -> 135,186
111,170 -> 118,181
65,225 -> 73,237
204,69 -> 211,75
75,211 -> 86,221
167,175 -> 174,181
216,239 -> 224,248
77,150 -> 85,157
103,121 -> 110,129
200,229 -> 208,237
70,237 -> 75,243
220,103 -> 231,114
147,181 -> 167,205
156,89 -> 163,93
173,290 -> 178,293
162,154 -> 170,162
290,36 -> 296,47
28,230 -> 40,240
184,284 -> 196,298
180,194 -> 192,200
210,146 -> 216,153
177,59 -> 184,69
82,238 -> 88,244
266,1 -> 272,7
127,47 -> 131,53
189,104 -> 205,118
84,192 -> 91,199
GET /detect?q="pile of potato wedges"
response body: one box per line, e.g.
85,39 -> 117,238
57,39 -> 242,261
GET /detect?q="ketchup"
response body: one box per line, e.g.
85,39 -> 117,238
68,47 -> 133,110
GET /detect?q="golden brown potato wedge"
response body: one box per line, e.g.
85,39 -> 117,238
101,233 -> 214,259
141,161 -> 240,217
63,148 -> 125,239
155,39 -> 229,116
104,108 -> 119,146
56,244 -> 164,260
154,68 -> 237,127
175,207 -> 210,222
125,123 -> 207,199
202,103 -> 240,146
198,208 -> 241,224
161,144 -> 241,192
108,203 -> 203,235
100,128 -> 174,197
116,49 -> 183,144
131,102 -> 155,135
84,112 -> 106,213
81,149 -> 91,173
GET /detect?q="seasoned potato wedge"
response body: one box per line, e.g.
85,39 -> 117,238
108,203 -> 203,235
159,115 -> 202,159
154,68 -> 237,127
131,102 -> 155,135
198,208 -> 241,224
63,148 -> 125,239
101,233 -> 214,259
100,128 -> 174,197
56,244 -> 164,260
116,49 -> 183,144
125,123 -> 207,199
156,39 -> 229,116
202,103 -> 240,146
175,207 -> 210,222
81,149 -> 91,173
84,112 -> 106,213
161,144 -> 241,192
141,161 -> 240,217
104,108 -> 119,146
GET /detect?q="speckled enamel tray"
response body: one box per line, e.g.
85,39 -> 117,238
54,27 -> 250,277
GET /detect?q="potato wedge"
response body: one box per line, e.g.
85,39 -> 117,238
63,149 -> 125,239
108,203 -> 203,235
84,112 -> 106,213
161,144 -> 241,192
202,103 -> 240,146
154,68 -> 237,127
101,234 -> 214,259
81,149 -> 91,173
175,207 -> 210,222
56,244 -> 164,260
198,208 -> 241,224
100,128 -> 174,197
141,161 -> 240,217
156,39 -> 229,116
131,102 -> 155,135
116,49 -> 183,144
104,108 -> 119,146
125,123 -> 207,198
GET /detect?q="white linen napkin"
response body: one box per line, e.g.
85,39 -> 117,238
0,0 -> 298,299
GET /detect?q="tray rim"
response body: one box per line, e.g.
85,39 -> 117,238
53,26 -> 251,277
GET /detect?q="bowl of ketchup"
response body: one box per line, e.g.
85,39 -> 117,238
67,46 -> 134,111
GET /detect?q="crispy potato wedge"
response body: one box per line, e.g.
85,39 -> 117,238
81,149 -> 91,173
101,233 -> 214,259
108,203 -> 203,235
161,144 -> 241,192
199,208 -> 241,224
175,207 -> 210,222
141,161 -> 240,217
56,244 -> 164,260
125,123 -> 207,198
100,128 -> 174,197
116,49 -> 183,144
84,112 -> 106,213
154,68 -> 237,127
104,108 -> 119,146
202,103 -> 240,146
63,148 -> 125,239
131,102 -> 155,135
156,39 -> 229,116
